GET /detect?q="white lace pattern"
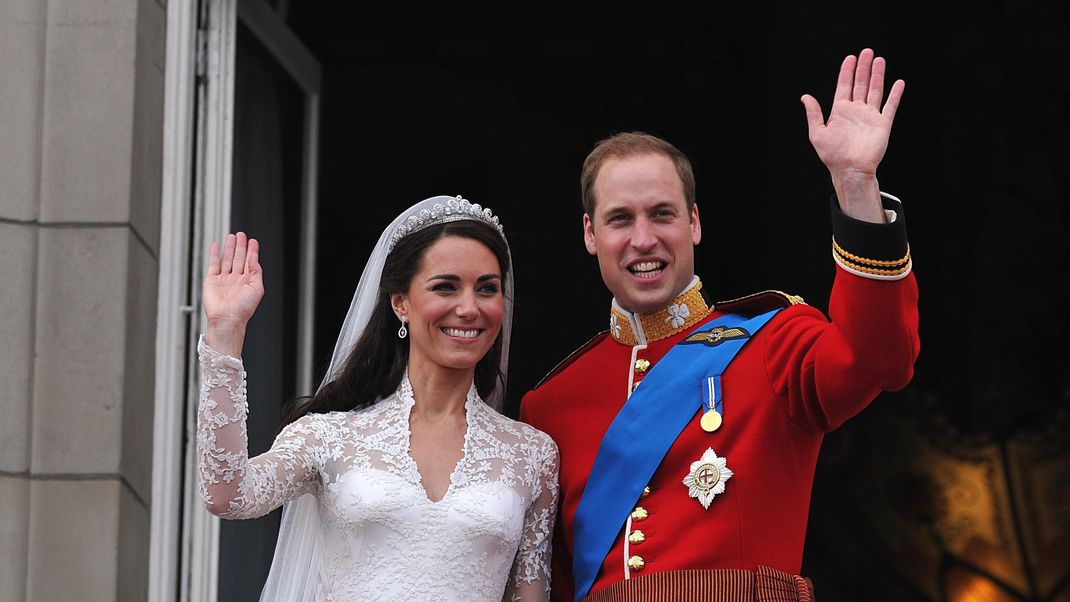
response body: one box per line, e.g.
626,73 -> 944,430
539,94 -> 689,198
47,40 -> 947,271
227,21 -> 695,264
197,337 -> 559,601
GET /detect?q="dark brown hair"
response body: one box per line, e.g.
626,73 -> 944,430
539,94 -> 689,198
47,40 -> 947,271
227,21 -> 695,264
580,131 -> 696,216
283,219 -> 510,425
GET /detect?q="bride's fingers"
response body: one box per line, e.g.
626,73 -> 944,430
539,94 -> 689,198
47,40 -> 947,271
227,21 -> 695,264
220,234 -> 236,275
245,238 -> 260,275
232,232 -> 248,275
207,242 -> 221,276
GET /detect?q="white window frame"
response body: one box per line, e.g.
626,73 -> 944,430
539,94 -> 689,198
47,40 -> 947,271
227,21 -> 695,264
149,0 -> 321,599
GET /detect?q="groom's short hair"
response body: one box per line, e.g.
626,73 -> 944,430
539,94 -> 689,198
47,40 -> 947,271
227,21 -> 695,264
580,132 -> 696,215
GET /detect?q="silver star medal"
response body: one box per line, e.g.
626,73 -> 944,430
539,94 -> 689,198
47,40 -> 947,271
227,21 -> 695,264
682,448 -> 733,509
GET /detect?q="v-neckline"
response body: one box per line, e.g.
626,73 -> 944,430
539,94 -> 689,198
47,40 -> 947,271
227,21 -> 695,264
397,376 -> 476,504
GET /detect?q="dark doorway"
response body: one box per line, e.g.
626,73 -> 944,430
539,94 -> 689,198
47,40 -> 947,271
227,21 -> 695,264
218,19 -> 306,602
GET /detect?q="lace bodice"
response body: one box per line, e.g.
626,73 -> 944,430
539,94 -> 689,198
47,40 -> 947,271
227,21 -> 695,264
197,338 -> 559,601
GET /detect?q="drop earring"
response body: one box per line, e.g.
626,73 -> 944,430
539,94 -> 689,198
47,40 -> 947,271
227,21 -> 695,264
397,316 -> 408,339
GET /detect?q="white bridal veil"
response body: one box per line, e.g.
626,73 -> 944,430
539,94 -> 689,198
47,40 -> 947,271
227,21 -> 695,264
259,195 -> 514,600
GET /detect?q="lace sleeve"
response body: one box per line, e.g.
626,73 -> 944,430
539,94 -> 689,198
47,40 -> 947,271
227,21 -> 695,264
197,336 -> 320,519
505,434 -> 560,601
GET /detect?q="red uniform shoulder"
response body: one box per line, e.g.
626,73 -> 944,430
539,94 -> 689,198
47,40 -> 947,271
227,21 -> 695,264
531,331 -> 610,390
714,290 -> 806,316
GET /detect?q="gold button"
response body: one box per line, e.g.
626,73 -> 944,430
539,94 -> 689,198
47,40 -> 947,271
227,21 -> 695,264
640,486 -> 651,498
627,555 -> 645,571
630,507 -> 648,521
634,359 -> 651,374
628,530 -> 646,545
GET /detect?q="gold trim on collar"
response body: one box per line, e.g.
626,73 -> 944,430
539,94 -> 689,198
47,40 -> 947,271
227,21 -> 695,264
610,281 -> 713,346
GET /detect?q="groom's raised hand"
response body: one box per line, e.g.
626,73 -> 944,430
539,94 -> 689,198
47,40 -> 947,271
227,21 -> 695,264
801,48 -> 905,223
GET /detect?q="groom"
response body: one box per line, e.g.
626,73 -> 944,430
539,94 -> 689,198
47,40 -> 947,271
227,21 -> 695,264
521,49 -> 919,601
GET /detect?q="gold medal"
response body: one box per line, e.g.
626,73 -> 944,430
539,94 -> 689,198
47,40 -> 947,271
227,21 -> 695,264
700,410 -> 722,432
701,376 -> 724,433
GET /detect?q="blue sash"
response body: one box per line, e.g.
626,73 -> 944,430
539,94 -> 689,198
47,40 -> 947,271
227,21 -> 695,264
571,309 -> 781,601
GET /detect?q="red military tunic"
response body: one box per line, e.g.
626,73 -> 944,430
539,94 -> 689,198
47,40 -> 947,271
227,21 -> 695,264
521,195 -> 919,600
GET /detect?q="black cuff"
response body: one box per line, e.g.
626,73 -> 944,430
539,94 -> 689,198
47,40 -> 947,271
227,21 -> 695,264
830,193 -> 911,280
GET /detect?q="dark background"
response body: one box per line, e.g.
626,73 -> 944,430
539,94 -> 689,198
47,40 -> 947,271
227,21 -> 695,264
277,3 -> 1068,600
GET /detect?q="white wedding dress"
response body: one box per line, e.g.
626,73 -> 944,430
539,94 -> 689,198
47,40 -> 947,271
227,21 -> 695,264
197,338 -> 559,601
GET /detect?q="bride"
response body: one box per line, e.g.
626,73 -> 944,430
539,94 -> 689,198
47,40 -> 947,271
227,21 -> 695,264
197,196 -> 558,601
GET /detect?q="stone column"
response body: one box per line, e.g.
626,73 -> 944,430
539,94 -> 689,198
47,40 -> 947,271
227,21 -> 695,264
0,0 -> 166,600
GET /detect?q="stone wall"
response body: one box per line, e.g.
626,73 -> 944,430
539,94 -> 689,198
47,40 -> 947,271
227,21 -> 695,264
0,0 -> 166,599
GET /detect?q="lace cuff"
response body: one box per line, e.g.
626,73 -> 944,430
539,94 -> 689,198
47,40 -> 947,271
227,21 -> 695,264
198,335 -> 245,371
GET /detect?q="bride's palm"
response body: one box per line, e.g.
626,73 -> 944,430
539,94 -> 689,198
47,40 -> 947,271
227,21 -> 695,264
203,232 -> 264,327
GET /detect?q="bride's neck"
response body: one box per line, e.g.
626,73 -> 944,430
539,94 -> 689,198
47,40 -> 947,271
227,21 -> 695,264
405,361 -> 473,420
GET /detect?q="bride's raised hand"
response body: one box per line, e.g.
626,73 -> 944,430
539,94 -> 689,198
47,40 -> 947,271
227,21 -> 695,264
202,232 -> 264,355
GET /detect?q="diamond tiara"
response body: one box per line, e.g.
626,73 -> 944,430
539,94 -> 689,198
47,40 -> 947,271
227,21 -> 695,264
387,196 -> 505,251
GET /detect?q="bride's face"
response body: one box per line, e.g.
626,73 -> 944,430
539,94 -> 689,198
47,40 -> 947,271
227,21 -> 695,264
393,235 -> 504,375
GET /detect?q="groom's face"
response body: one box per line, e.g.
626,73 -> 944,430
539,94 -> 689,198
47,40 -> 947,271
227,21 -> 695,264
583,153 -> 701,314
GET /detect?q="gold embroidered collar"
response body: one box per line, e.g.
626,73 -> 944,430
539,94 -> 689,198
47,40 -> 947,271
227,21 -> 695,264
610,277 -> 712,346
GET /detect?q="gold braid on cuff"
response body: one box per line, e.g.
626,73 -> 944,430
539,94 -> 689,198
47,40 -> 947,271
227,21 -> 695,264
832,237 -> 911,277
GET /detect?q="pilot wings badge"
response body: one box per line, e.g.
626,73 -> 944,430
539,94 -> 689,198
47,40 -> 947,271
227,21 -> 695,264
681,326 -> 749,347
